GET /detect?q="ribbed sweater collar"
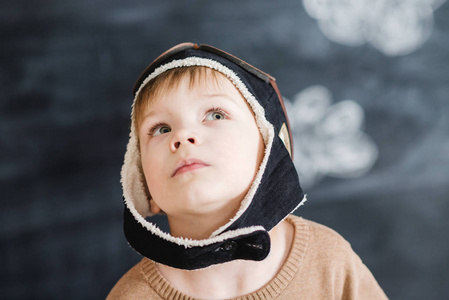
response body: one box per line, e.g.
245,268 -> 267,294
138,215 -> 310,300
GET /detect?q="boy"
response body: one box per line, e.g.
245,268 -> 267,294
108,43 -> 387,299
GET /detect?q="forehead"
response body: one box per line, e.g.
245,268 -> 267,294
145,67 -> 244,108
134,66 -> 255,133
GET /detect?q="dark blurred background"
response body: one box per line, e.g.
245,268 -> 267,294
1,0 -> 449,299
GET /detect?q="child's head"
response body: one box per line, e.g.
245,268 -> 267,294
134,66 -> 265,233
121,43 -> 304,269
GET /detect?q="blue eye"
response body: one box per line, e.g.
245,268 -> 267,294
205,109 -> 226,121
150,124 -> 171,136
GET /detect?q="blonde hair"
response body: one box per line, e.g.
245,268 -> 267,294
133,66 -> 222,133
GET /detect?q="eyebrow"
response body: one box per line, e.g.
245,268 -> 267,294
140,92 -> 242,125
141,109 -> 160,124
201,92 -> 241,106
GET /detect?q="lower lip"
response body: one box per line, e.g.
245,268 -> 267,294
174,163 -> 208,176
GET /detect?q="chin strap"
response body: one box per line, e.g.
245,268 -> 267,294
124,205 -> 270,270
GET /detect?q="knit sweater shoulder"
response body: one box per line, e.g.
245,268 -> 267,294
107,215 -> 388,299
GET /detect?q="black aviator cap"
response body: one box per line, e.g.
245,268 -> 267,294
122,43 -> 305,270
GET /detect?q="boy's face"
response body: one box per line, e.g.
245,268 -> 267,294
138,70 -> 264,222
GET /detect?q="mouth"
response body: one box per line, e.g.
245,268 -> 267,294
172,159 -> 209,177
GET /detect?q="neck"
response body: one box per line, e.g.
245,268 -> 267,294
167,205 -> 240,240
156,218 -> 295,299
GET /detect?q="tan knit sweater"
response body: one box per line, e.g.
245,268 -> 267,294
107,215 -> 388,299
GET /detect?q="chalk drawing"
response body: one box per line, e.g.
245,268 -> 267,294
302,0 -> 446,56
285,85 -> 379,188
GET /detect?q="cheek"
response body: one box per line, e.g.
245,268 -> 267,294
218,126 -> 263,175
140,151 -> 165,191
239,122 -> 263,157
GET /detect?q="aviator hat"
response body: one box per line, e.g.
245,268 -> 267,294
121,43 -> 306,270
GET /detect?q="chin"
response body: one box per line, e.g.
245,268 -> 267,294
181,192 -> 239,212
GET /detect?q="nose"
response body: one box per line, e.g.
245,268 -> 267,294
170,129 -> 200,151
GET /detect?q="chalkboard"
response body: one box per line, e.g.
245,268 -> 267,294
1,1 -> 448,299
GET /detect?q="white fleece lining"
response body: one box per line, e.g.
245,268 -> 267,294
121,57 -> 275,247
